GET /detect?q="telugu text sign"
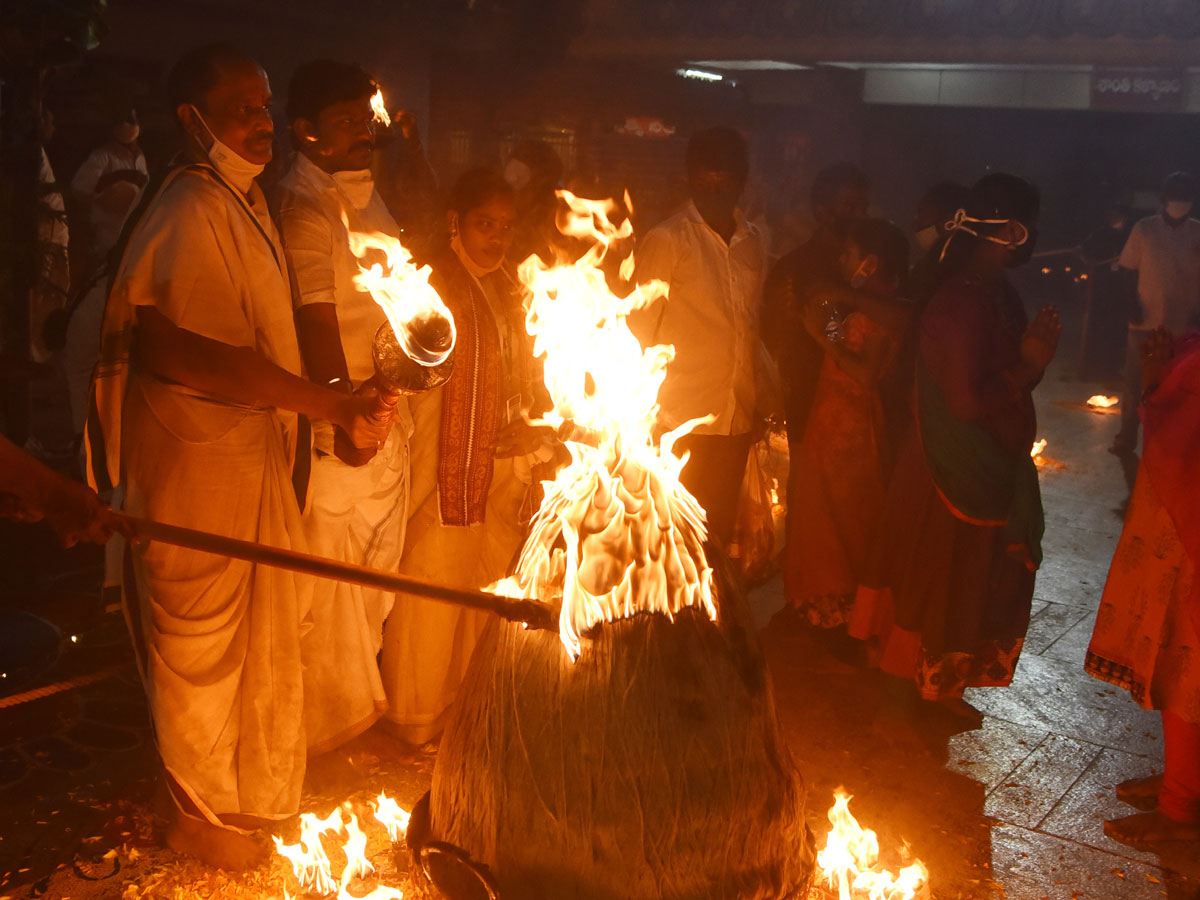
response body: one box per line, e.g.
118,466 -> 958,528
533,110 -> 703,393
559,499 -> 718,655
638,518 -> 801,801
1091,68 -> 1185,112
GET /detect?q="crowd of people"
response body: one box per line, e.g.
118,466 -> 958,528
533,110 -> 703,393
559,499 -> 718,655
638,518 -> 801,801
3,40 -> 1199,869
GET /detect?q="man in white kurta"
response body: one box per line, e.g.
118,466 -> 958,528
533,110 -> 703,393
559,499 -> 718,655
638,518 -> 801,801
99,161 -> 310,828
275,141 -> 412,756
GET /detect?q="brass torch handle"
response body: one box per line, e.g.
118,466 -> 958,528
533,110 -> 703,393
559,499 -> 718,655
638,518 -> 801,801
115,513 -> 558,631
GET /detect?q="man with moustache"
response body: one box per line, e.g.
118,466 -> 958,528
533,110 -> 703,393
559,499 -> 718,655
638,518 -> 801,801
273,60 -> 413,766
88,44 -> 393,869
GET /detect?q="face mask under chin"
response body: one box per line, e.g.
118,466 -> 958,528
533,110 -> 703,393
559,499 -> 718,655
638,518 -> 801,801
190,106 -> 267,193
332,169 -> 375,210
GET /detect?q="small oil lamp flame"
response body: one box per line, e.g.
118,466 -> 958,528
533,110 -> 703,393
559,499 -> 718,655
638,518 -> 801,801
1086,394 -> 1119,408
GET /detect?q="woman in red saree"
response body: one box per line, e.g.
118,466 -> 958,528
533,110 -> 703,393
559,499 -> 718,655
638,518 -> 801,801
1086,328 -> 1200,846
785,218 -> 912,629
850,173 -> 1061,720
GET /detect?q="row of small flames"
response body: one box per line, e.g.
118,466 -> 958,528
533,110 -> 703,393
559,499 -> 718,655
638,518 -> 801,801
272,791 -> 929,900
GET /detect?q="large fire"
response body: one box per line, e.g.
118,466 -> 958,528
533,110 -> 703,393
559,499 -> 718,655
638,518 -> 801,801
490,190 -> 716,659
293,195 -> 926,900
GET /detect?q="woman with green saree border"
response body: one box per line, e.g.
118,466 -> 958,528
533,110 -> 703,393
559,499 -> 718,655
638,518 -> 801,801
850,173 -> 1061,722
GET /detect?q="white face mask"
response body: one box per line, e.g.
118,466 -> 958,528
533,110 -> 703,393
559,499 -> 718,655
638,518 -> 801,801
914,224 -> 939,252
332,168 -> 375,210
451,232 -> 503,277
1165,200 -> 1193,221
504,158 -> 532,191
190,105 -> 266,194
939,208 -> 1029,262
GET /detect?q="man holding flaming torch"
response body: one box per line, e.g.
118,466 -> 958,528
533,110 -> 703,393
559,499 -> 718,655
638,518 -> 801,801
274,60 -> 414,764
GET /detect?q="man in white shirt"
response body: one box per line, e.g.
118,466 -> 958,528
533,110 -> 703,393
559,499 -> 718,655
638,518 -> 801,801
71,108 -> 149,264
273,59 -> 413,764
633,126 -> 768,546
1113,171 -> 1200,452
64,108 -> 150,440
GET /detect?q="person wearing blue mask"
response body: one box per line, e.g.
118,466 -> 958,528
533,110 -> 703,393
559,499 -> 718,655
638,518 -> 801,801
1112,171 -> 1200,454
87,44 -> 395,871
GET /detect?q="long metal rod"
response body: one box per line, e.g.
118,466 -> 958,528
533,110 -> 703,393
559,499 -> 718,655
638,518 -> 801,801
115,514 -> 558,631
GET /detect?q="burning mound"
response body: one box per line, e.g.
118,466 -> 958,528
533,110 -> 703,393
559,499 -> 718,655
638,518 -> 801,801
411,193 -> 815,899
421,560 -> 814,900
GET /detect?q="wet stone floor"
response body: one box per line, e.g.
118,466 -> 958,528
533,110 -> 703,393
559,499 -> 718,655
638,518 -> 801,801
756,360 -> 1200,900
2,350 -> 1199,899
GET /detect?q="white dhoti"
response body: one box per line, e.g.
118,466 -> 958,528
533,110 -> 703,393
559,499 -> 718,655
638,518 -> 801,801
122,376 -> 309,823
274,153 -> 419,755
91,165 -> 309,826
302,424 -> 409,754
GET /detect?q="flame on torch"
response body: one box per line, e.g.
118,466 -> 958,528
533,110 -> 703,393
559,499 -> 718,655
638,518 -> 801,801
343,214 -> 456,368
369,88 -> 391,128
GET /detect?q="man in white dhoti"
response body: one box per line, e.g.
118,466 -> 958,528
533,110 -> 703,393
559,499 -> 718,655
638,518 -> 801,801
88,44 -> 394,870
274,60 -> 413,761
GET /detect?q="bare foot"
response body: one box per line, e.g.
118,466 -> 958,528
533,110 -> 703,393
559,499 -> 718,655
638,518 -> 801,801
166,813 -> 266,871
1115,773 -> 1163,811
1104,810 -> 1200,848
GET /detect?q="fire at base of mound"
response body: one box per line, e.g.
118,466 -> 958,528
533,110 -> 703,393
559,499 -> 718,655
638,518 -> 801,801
415,555 -> 815,900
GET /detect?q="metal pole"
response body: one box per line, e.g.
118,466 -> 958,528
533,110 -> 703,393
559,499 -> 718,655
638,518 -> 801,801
115,513 -> 558,632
